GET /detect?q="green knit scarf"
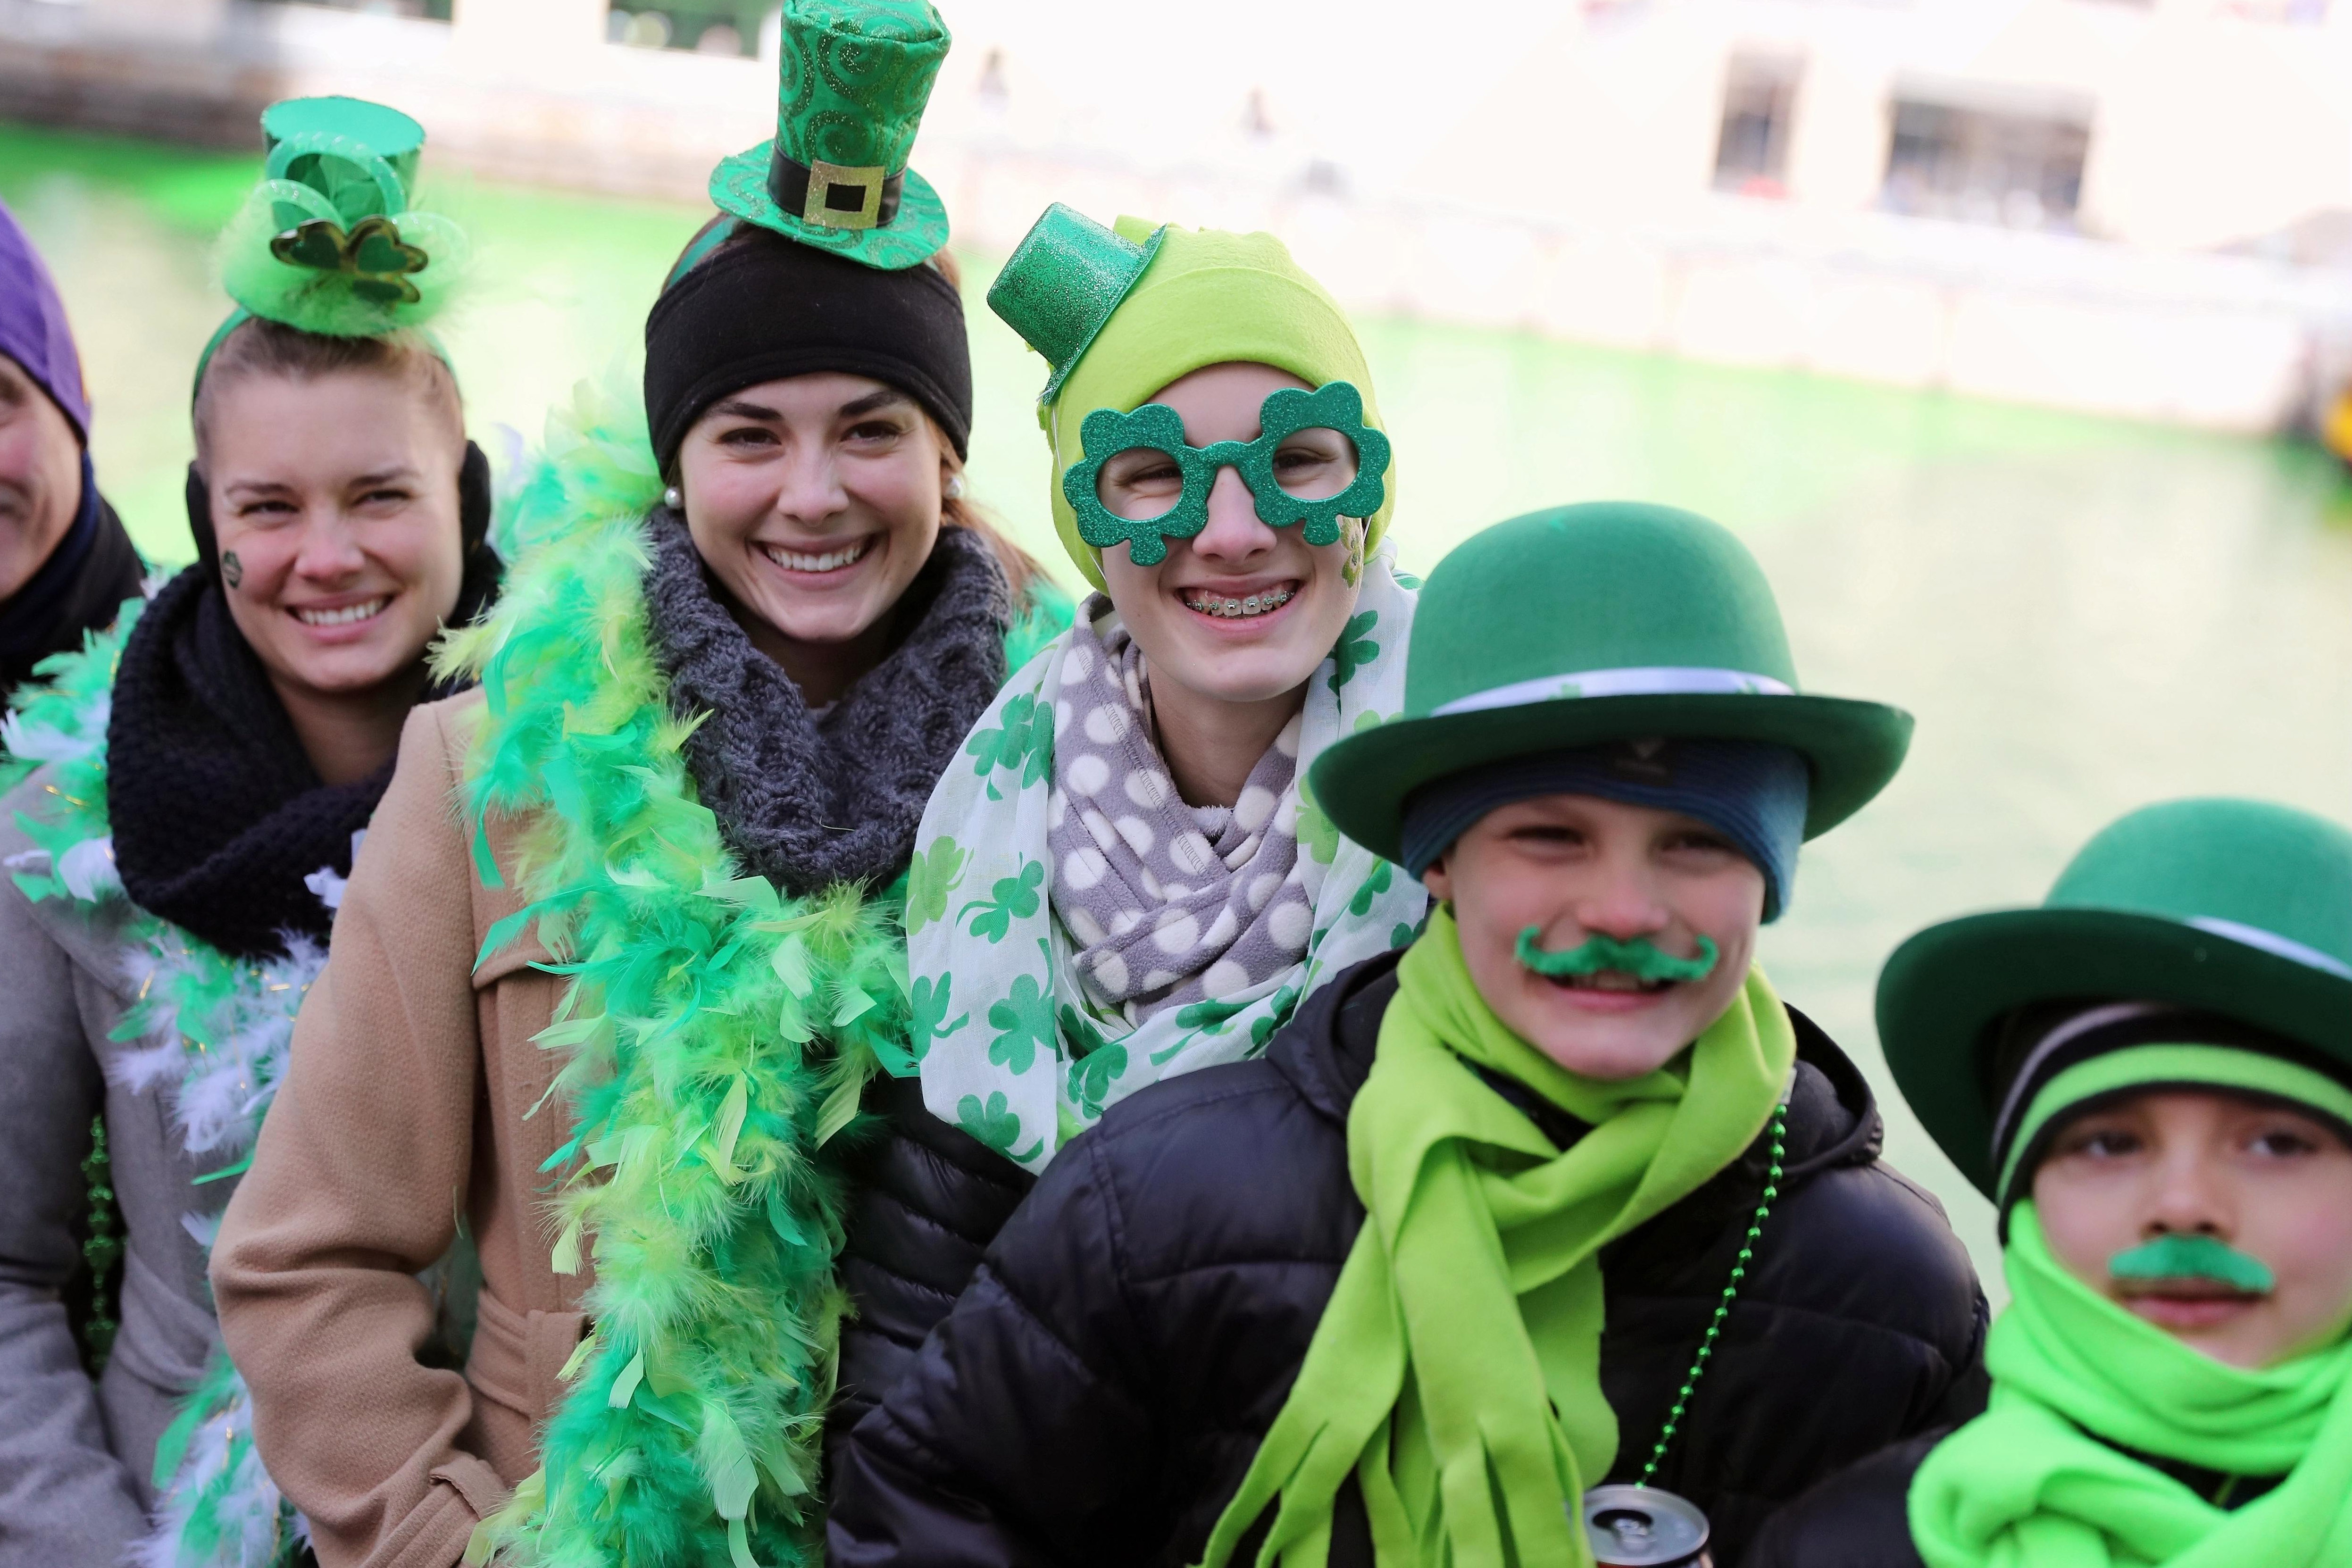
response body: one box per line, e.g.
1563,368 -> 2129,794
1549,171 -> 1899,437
1909,1203 -> 2352,1568
1201,906 -> 1793,1568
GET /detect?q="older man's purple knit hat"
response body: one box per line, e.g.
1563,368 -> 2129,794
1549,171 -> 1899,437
0,197 -> 90,443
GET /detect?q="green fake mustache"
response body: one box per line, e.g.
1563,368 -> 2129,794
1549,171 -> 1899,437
1514,927 -> 1721,984
2109,1234 -> 2277,1295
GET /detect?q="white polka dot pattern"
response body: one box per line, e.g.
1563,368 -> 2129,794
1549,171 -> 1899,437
1046,609 -> 1319,1017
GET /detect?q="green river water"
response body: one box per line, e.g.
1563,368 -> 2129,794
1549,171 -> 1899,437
8,120 -> 2352,1284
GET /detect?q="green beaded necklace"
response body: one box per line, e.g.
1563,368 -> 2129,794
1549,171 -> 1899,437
76,1115 -> 124,1375
1636,1099 -> 1789,1486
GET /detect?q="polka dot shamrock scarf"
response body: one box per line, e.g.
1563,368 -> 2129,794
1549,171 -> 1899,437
908,548 -> 1424,1171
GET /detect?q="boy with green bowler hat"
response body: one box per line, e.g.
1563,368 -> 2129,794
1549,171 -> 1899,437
830,501 -> 1986,1568
1750,798 -> 2352,1568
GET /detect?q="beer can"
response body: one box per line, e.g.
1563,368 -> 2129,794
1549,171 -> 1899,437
1579,1484 -> 1713,1568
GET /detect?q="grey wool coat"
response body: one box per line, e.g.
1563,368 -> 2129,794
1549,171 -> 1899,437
0,767 -> 225,1568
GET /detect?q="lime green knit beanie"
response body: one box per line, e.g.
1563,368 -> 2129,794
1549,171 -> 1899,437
1042,217 -> 1395,589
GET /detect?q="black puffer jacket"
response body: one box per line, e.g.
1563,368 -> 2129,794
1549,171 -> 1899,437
828,952 -> 1990,1567
829,1071 -> 1033,1453
1746,1424 -> 2287,1567
1743,1432 -> 1945,1568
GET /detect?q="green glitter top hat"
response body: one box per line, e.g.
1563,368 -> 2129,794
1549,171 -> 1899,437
708,0 -> 952,270
986,202 -> 1166,409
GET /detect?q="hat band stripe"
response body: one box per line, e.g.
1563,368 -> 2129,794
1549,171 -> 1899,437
2189,916 -> 2352,982
1428,666 -> 1794,718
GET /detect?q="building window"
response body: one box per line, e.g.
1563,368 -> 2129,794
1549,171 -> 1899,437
609,2 -> 774,56
1880,90 -> 2091,231
1713,53 -> 1801,199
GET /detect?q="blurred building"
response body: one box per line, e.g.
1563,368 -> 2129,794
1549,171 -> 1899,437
4,0 -> 2350,430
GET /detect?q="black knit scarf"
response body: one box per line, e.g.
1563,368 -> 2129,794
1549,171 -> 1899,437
642,509 -> 1010,895
107,456 -> 500,959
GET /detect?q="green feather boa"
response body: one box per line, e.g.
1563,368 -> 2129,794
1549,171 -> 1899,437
450,375 -> 1067,1568
5,616 -> 312,1568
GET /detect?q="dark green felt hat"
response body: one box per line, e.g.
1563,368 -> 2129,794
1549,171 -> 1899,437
709,0 -> 951,270
1309,501 -> 1914,863
985,203 -> 1166,409
1880,797 -> 2352,1198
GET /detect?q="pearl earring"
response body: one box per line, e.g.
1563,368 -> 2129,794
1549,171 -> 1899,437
944,473 -> 966,500
663,485 -> 683,509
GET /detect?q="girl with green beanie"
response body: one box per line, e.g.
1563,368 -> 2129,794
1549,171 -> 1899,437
1749,797 -> 2352,1568
833,501 -> 1988,1567
901,202 -> 1424,1179
831,200 -> 1427,1463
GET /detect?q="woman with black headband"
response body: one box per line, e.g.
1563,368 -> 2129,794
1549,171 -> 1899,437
0,96 -> 499,1568
1751,798 -> 2352,1568
209,6 -> 1066,1568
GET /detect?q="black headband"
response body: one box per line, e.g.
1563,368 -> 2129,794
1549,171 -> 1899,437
643,222 -> 973,473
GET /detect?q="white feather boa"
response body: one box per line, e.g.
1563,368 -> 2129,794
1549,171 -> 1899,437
6,608 -> 315,1568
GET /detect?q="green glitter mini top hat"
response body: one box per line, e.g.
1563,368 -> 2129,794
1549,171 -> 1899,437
708,0 -> 953,270
198,95 -> 470,387
1880,797 -> 2352,1199
987,203 -> 1166,409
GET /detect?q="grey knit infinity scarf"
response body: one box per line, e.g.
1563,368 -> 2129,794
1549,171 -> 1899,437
1046,603 -> 1317,1021
643,508 -> 1010,895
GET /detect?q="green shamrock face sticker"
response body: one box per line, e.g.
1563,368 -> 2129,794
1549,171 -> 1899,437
270,214 -> 429,305
1061,381 -> 1392,567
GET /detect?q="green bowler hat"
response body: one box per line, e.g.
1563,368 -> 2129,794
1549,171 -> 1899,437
1309,501 -> 1913,864
709,0 -> 951,270
1881,797 -> 2352,1197
986,203 -> 1166,408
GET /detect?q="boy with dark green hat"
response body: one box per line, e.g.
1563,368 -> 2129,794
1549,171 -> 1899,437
1750,797 -> 2352,1568
830,500 -> 1986,1568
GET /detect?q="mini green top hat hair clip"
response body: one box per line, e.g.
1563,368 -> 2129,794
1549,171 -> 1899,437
987,203 -> 1166,409
708,0 -> 954,270
205,94 -> 470,381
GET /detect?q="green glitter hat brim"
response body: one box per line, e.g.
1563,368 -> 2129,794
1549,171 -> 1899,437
708,142 -> 948,270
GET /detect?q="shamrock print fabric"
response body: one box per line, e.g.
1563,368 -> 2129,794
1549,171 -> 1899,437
910,550 -> 1425,1173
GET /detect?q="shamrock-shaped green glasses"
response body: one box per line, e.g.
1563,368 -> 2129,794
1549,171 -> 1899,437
1062,380 -> 1391,567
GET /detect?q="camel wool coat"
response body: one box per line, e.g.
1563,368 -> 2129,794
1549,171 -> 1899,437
212,691 -> 585,1568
